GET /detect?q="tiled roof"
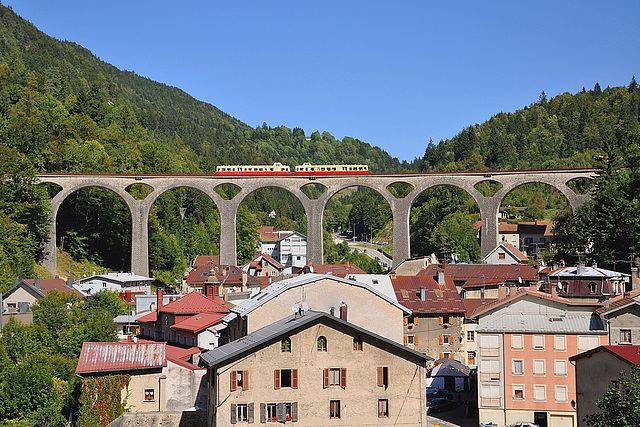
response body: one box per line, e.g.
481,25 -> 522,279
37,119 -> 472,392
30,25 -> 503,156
391,272 -> 465,314
596,298 -> 639,315
201,311 -> 430,368
462,298 -> 497,318
569,345 -> 640,365
76,342 -> 166,374
246,252 -> 284,270
438,264 -> 539,288
160,291 -> 230,315
470,288 -> 602,319
498,223 -> 518,233
171,312 -> 228,333
186,263 -> 244,285
517,221 -> 555,237
500,243 -> 529,261
21,278 -> 84,298
193,255 -> 220,268
137,311 -> 157,323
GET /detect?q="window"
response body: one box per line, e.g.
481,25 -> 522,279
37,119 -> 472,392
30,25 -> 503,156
589,282 -> 597,293
353,336 -> 363,351
231,403 -> 255,423
534,385 -> 546,401
274,369 -> 298,389
281,338 -> 291,352
439,315 -> 452,325
511,334 -> 523,349
317,336 -> 327,352
555,385 -> 568,402
578,335 -> 600,352
621,329 -> 632,343
261,402 -> 296,423
378,399 -> 389,417
499,253 -> 506,259
330,400 -> 340,419
467,351 -> 476,365
554,335 -> 566,351
513,385 -> 524,400
533,335 -> 545,350
481,335 -> 500,357
533,360 -> 545,376
230,370 -> 249,391
440,334 -> 452,345
513,359 -> 523,375
266,403 -> 277,422
377,366 -> 389,389
555,360 -> 567,376
405,335 -> 417,346
144,388 -> 155,402
440,352 -> 451,360
324,368 -> 346,389
480,360 -> 500,381
467,331 -> 475,341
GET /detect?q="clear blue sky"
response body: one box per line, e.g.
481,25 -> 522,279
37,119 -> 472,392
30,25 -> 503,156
5,1 -> 640,162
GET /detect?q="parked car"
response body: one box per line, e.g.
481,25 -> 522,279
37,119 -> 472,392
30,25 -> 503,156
427,397 -> 457,413
426,388 -> 454,402
509,423 -> 539,427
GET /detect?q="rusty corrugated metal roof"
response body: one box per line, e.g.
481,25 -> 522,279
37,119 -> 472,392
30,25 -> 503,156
391,274 -> 465,314
76,342 -> 166,374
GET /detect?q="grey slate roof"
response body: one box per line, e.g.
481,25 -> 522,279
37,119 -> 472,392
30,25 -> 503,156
230,273 -> 410,317
201,310 -> 430,368
477,313 -> 607,334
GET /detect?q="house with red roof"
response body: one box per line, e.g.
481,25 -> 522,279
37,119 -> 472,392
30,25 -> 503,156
76,341 -> 207,415
2,277 -> 84,327
184,262 -> 263,304
570,345 -> 640,427
242,252 -> 285,278
436,263 -> 540,299
137,289 -> 230,350
482,243 -> 529,265
391,266 -> 466,364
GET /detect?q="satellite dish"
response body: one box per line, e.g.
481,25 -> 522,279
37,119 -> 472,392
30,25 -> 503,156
558,282 -> 563,290
291,303 -> 300,314
518,276 -> 522,284
301,301 -> 309,312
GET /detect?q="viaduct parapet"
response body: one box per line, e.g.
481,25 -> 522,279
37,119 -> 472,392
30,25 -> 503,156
37,169 -> 597,276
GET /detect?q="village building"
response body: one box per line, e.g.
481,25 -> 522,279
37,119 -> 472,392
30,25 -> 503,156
391,267 -> 466,363
201,311 -> 429,427
185,262 -> 264,304
74,271 -> 154,296
482,243 -> 530,265
472,288 -> 606,427
258,226 -> 307,271
390,254 -> 438,276
242,252 -> 285,278
294,262 -> 365,277
76,341 -> 207,413
226,273 -> 410,344
542,264 -> 630,301
438,263 -> 539,299
569,345 -> 640,427
596,288 -> 640,345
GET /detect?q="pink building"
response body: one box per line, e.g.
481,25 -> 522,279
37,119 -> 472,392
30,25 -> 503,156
472,288 -> 606,427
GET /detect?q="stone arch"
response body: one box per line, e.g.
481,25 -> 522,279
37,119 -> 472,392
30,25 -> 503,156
408,183 -> 482,262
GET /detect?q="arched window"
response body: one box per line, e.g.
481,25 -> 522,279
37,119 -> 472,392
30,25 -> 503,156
589,282 -> 597,293
281,338 -> 291,352
317,336 -> 327,352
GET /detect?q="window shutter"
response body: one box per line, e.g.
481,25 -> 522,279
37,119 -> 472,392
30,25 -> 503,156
439,316 -> 443,325
260,403 -> 266,423
340,368 -> 347,389
231,403 -> 237,424
323,368 -> 329,389
248,403 -> 254,423
414,316 -> 419,325
292,402 -> 298,422
439,335 -> 443,345
403,317 -> 408,326
404,336 -> 408,346
292,369 -> 298,389
230,371 -> 237,391
377,367 -> 384,387
439,352 -> 443,359
274,369 -> 281,390
415,335 -> 418,345
277,403 -> 285,422
242,370 -> 249,390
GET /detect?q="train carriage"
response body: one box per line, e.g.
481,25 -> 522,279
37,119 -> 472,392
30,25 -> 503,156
215,162 -> 291,175
294,162 -> 369,175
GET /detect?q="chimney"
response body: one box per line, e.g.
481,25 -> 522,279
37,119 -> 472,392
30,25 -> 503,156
242,271 -> 247,292
157,289 -> 163,311
631,267 -> 638,290
420,287 -> 426,301
551,284 -> 558,298
205,284 -> 214,300
12,277 -> 18,287
498,285 -> 508,300
437,271 -> 445,285
35,277 -> 40,290
67,276 -> 73,287
577,264 -> 585,276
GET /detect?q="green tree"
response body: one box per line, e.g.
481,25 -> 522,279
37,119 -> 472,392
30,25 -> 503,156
585,364 -> 640,427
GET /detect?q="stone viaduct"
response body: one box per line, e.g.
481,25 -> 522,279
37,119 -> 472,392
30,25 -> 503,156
37,169 -> 597,277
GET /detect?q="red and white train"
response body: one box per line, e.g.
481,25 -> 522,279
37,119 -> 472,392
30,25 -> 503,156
215,162 -> 369,176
